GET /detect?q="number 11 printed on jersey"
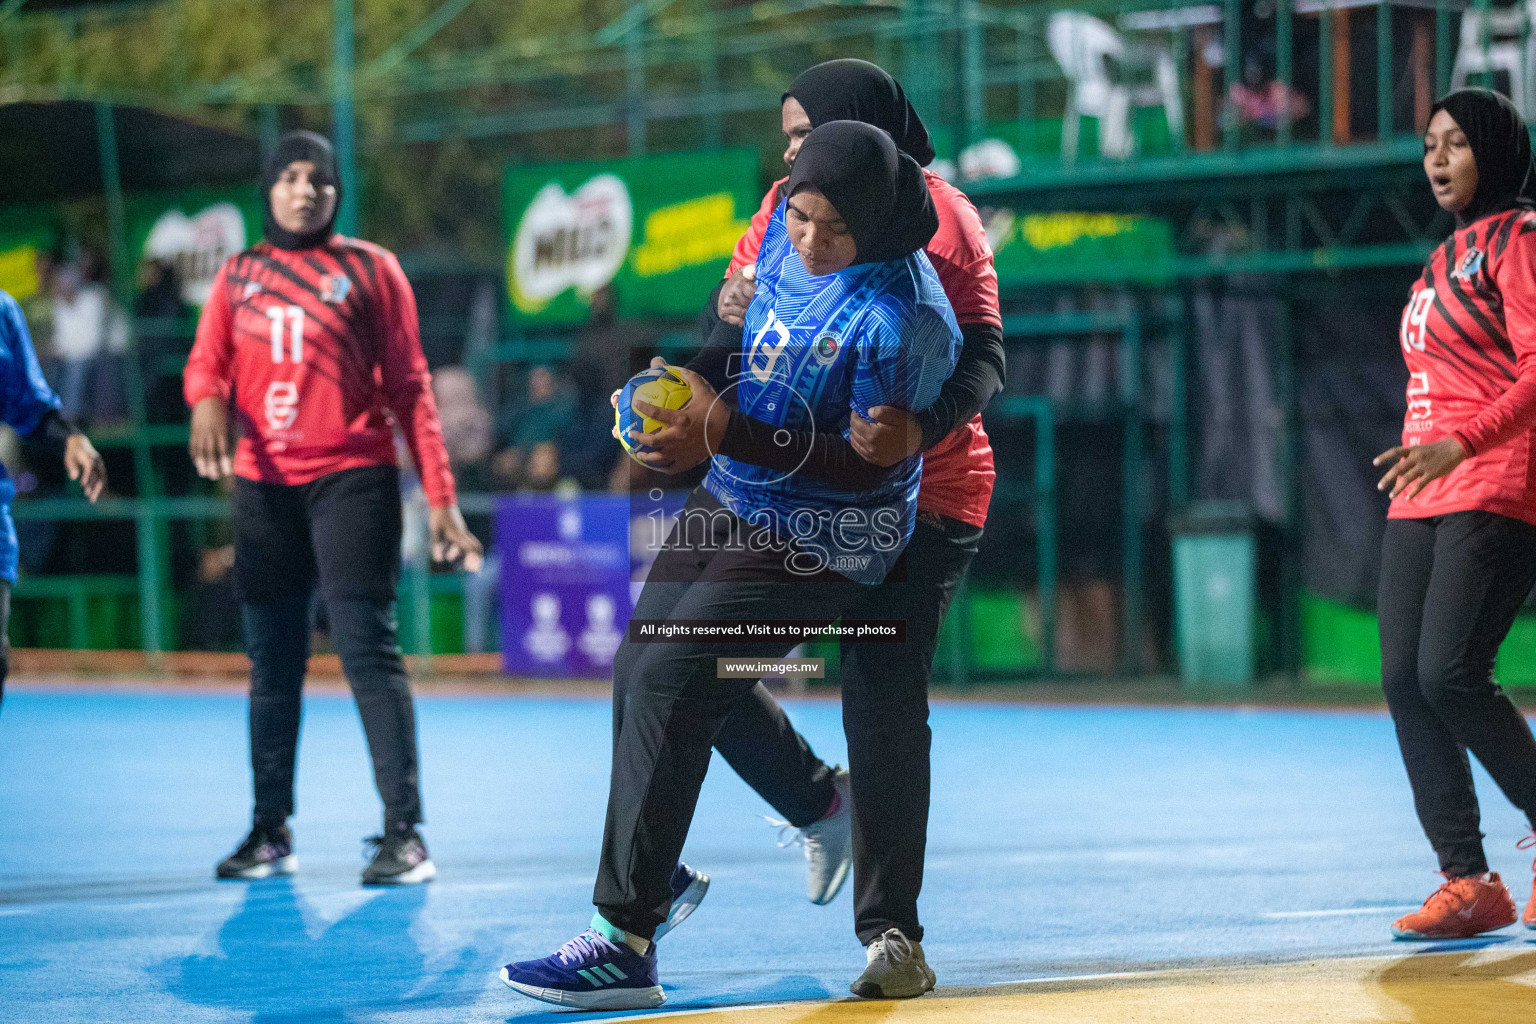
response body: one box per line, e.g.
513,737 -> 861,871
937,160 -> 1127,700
267,305 -> 305,363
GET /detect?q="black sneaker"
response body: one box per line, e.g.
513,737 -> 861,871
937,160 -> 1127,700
216,822 -> 296,880
361,823 -> 436,885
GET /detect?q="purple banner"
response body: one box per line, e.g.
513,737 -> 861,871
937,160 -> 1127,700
496,491 -> 685,678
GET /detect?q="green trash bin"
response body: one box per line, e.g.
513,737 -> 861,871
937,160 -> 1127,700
1172,501 -> 1258,689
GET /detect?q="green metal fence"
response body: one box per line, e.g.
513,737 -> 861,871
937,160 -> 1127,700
0,0 -> 1486,679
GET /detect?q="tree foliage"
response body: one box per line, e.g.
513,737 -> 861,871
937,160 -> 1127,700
0,0 -> 910,260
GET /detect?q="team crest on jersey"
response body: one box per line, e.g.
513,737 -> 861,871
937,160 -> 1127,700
318,273 -> 351,303
242,281 -> 262,300
813,332 -> 840,364
1451,247 -> 1484,281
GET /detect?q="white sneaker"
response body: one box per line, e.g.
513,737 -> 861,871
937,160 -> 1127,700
768,768 -> 851,905
849,928 -> 936,999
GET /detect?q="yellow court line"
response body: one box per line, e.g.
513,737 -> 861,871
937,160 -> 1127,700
598,947 -> 1536,1024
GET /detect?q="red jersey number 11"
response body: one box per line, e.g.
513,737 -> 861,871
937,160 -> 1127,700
267,305 -> 305,363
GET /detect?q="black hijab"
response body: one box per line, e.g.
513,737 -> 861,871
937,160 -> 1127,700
1432,89 -> 1536,226
784,59 -> 935,167
262,131 -> 342,250
785,120 -> 938,267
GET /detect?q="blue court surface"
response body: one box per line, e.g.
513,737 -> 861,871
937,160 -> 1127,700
2,685 -> 1533,1023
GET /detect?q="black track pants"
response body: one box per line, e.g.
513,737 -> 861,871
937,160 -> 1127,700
1379,511 -> 1536,876
236,466 -> 422,828
838,512 -> 980,944
614,488 -> 838,831
597,489 -> 865,939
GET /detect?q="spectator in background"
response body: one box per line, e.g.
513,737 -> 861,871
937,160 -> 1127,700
520,439 -> 577,494
432,366 -> 500,654
566,285 -> 653,490
16,251 -> 54,358
490,364 -> 573,487
560,368 -> 624,490
433,366 -> 495,489
573,284 -> 638,398
135,257 -> 191,424
51,252 -> 127,423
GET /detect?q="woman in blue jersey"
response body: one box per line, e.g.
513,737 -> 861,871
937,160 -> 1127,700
0,289 -> 106,712
500,121 -> 960,1011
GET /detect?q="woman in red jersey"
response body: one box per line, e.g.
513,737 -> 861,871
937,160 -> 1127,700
1374,89 -> 1536,939
184,131 -> 482,886
631,60 -> 1004,997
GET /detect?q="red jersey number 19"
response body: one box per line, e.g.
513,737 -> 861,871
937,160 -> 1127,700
1402,287 -> 1434,354
267,305 -> 304,363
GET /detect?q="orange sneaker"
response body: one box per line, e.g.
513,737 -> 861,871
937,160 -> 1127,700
1391,874 -> 1517,940
1520,835 -> 1536,930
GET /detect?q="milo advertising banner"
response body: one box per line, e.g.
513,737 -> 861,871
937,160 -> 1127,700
504,149 -> 758,324
127,187 -> 263,307
984,209 -> 1176,286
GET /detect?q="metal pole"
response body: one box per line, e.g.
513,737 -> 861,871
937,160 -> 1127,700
626,0 -> 646,156
1277,0 -> 1293,145
1172,25 -> 1190,154
1477,0 -> 1492,89
1034,400 -> 1056,677
1276,287 -> 1302,679
1223,0 -> 1241,151
96,102 -> 165,665
1319,7 -> 1334,145
903,0 -> 938,149
1168,291 -> 1190,511
1435,0 -> 1451,97
333,0 -> 359,236
1120,307 -> 1144,675
961,0 -> 983,154
700,3 -> 722,149
257,103 -> 281,165
1017,23 -> 1034,157
1377,2 -> 1393,139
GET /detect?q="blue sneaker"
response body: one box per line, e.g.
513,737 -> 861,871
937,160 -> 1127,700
653,862 -> 710,941
500,920 -> 664,1010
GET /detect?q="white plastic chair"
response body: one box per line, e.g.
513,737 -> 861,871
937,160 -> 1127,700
1451,4 -> 1529,116
1047,11 -> 1184,162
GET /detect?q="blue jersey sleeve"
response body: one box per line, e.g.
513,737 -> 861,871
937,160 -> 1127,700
849,300 -> 959,425
0,290 -> 61,436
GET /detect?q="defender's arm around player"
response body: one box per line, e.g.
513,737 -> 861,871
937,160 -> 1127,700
1372,89 -> 1536,940
185,131 -> 480,888
501,120 -> 959,1011
0,291 -> 105,713
610,59 -> 1003,1000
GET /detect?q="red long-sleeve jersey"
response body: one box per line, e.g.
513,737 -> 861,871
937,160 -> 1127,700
1393,208 -> 1536,524
727,170 -> 999,528
184,237 -> 457,508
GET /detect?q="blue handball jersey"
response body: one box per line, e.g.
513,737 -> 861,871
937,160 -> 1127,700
0,290 -> 65,581
702,202 -> 960,584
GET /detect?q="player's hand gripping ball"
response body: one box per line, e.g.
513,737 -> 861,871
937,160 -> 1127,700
616,364 -> 694,465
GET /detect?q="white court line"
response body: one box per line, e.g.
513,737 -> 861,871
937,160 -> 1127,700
1264,906 -> 1419,919
584,1002 -> 808,1022
986,969 -> 1155,988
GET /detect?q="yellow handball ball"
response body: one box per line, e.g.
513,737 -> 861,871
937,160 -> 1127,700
632,370 -> 693,432
616,364 -> 694,463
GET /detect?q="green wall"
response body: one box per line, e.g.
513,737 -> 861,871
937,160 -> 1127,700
1303,593 -> 1536,687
